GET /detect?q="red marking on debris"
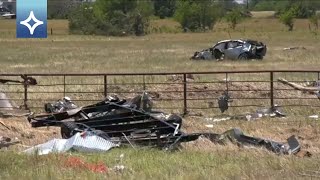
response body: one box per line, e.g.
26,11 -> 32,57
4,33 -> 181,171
64,156 -> 108,173
80,132 -> 87,138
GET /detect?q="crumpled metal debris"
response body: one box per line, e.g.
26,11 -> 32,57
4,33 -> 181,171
0,75 -> 37,86
28,92 -> 199,149
0,136 -> 21,149
203,128 -> 301,155
23,131 -> 119,155
217,91 -> 232,113
44,96 -> 77,113
246,104 -> 286,121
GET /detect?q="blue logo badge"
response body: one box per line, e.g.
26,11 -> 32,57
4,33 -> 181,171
16,0 -> 47,38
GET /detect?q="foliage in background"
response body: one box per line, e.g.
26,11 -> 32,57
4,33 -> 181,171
250,0 -> 320,13
48,0 -> 79,19
174,0 -> 224,32
279,8 -> 295,31
225,8 -> 245,30
275,2 -> 316,19
153,0 -> 176,19
68,0 -> 153,36
309,14 -> 319,31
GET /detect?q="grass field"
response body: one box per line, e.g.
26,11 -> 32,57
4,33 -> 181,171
0,18 -> 319,74
1,14 -> 320,179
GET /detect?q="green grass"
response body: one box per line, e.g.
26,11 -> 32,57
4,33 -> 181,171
0,148 -> 319,180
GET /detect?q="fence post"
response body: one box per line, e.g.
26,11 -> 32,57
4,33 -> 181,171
225,72 -> 229,93
143,75 -> 146,91
63,75 -> 66,97
23,76 -> 28,110
104,75 -> 107,97
270,71 -> 274,107
183,73 -> 187,115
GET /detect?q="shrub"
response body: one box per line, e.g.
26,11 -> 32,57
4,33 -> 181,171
68,0 -> 153,36
174,0 -> 222,32
225,9 -> 244,30
279,9 -> 295,31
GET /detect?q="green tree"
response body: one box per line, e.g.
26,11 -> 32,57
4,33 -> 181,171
174,0 -> 223,32
153,0 -> 176,19
279,9 -> 295,31
309,14 -> 319,30
48,0 -> 76,19
68,0 -> 153,36
225,8 -> 244,30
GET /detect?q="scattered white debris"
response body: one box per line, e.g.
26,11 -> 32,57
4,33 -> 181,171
205,117 -> 231,122
283,47 -> 306,51
309,115 -> 319,119
213,117 -> 231,122
113,165 -> 125,173
23,132 -> 119,155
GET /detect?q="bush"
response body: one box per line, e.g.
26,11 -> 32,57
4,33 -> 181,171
154,0 -> 176,19
309,14 -> 319,30
279,9 -> 295,31
68,0 -> 153,36
275,2 -> 316,19
174,0 -> 222,32
48,0 -> 77,19
225,9 -> 244,30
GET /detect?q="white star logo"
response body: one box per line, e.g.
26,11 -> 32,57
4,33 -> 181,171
20,11 -> 43,35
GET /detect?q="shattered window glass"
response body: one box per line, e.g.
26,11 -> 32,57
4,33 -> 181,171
227,41 -> 239,49
214,43 -> 226,50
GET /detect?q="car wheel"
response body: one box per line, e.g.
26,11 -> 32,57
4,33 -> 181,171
238,53 -> 249,60
60,121 -> 78,139
257,55 -> 263,60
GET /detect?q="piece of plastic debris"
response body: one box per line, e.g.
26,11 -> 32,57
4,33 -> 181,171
205,124 -> 214,128
212,117 -> 231,122
309,115 -> 319,119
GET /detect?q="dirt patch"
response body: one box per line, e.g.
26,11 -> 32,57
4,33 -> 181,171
0,117 -> 60,151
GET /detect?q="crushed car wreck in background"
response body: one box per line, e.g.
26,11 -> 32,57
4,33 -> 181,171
191,39 -> 267,60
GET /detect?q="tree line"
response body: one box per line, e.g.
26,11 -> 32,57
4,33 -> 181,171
47,0 -> 320,36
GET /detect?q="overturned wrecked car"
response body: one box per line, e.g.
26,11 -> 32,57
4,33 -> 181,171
191,39 -> 267,60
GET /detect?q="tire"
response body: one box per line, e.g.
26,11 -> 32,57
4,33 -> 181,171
60,121 -> 78,139
256,55 -> 263,60
238,53 -> 249,60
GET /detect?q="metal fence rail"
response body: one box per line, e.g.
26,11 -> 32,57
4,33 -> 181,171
0,70 -> 320,114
